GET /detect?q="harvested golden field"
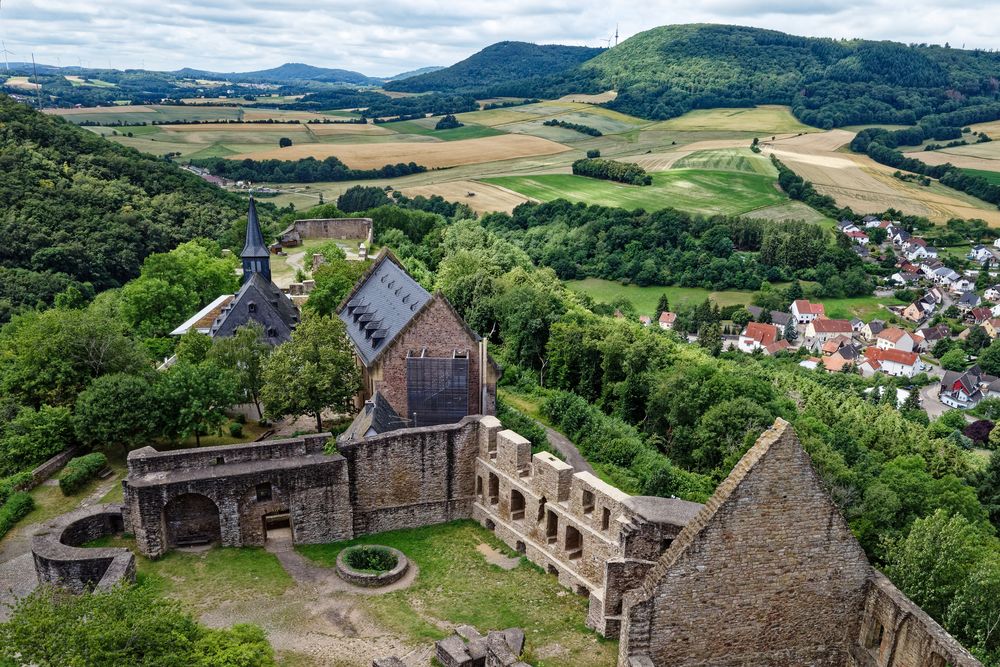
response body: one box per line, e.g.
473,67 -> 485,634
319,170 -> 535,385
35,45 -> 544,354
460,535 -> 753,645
906,150 -> 1000,171
557,91 -> 618,104
764,129 -> 855,152
45,104 -> 154,115
242,108 -> 324,122
309,123 -> 396,136
227,134 -> 571,169
3,76 -> 40,91
652,106 -> 818,134
166,122 -> 306,132
401,180 -> 533,214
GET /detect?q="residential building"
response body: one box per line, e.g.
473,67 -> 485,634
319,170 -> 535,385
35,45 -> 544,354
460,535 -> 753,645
862,347 -> 921,378
790,299 -> 826,324
939,366 -> 1000,409
658,311 -> 677,330
970,245 -> 993,263
746,306 -> 792,327
985,285 -> 1000,302
958,292 -> 983,311
875,327 -> 914,352
805,318 -> 853,343
862,319 -> 886,340
738,322 -> 780,353
639,315 -> 651,327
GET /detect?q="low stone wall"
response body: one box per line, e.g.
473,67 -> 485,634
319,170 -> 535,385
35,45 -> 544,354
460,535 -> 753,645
29,447 -> 81,489
31,504 -> 135,593
278,218 -> 373,247
335,545 -> 409,587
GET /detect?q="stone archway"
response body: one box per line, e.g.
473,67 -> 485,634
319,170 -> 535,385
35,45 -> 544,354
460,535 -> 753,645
162,493 -> 221,548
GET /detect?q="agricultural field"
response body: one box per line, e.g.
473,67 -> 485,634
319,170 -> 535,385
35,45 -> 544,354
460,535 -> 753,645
484,148 -> 797,217
761,132 -> 1000,225
379,117 -> 504,141
2,76 -> 40,91
64,75 -> 115,87
400,180 -> 531,214
651,106 -> 819,135
907,142 -> 1000,173
962,168 -> 1000,185
229,134 -> 571,169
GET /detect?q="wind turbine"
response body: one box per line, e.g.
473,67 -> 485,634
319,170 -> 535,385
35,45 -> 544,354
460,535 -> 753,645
0,42 -> 12,72
614,24 -> 619,47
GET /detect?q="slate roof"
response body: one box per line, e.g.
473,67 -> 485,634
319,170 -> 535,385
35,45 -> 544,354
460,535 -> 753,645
746,306 -> 792,326
241,196 -> 270,259
338,392 -> 406,441
337,250 -> 432,367
210,272 -> 299,345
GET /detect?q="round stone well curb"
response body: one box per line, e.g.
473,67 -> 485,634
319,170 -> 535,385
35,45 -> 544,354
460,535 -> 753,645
335,545 -> 409,587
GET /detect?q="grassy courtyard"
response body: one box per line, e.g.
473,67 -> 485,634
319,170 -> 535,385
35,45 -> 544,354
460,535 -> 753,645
298,520 -> 616,666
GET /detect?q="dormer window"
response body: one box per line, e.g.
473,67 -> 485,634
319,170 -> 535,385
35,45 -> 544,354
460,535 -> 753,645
248,302 -> 257,313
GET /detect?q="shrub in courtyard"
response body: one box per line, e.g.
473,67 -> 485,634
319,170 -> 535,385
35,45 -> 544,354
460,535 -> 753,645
58,452 -> 108,496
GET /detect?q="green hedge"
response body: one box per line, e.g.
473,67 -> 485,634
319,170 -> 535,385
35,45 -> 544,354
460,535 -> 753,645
0,492 -> 34,539
58,453 -> 108,496
0,472 -> 33,506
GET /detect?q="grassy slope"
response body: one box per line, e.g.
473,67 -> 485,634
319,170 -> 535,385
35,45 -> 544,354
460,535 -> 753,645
963,167 -> 1000,185
380,119 -> 503,141
651,106 -> 817,134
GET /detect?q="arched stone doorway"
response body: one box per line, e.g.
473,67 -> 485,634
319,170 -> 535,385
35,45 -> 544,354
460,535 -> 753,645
162,493 -> 221,548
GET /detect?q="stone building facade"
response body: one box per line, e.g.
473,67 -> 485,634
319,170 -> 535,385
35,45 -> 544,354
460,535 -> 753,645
617,418 -> 983,667
111,416 -> 981,667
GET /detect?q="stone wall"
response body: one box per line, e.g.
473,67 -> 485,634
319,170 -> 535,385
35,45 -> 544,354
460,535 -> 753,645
473,428 -> 701,638
279,218 -> 373,246
850,573 -> 982,667
617,419 -> 983,667
29,446 -> 81,488
123,434 -> 352,558
32,504 -> 135,593
337,416 -> 488,536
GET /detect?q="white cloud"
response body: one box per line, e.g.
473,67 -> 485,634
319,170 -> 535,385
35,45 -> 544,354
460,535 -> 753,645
0,0 -> 996,76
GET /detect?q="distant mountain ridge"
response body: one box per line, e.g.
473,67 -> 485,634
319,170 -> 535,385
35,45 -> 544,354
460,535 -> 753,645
171,62 -> 379,85
387,66 -> 445,81
384,41 -> 603,93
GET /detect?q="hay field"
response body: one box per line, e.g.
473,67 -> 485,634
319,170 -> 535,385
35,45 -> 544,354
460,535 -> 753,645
652,106 -> 818,134
308,123 -> 396,137
673,147 -> 777,176
557,91 -> 618,104
228,134 -> 571,169
46,105 -> 154,116
401,180 -> 532,214
3,76 -> 40,91
906,149 -> 1000,172
763,135 -> 1000,224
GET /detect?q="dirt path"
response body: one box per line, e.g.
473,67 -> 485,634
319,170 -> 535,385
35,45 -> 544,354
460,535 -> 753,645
543,425 -> 593,475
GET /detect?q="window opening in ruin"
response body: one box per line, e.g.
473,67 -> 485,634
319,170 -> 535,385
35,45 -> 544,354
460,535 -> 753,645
661,538 -> 674,552
546,510 -> 558,544
602,507 -> 611,531
537,497 -> 547,522
215,456 -> 225,465
565,525 -> 582,559
488,473 -> 499,505
575,585 -> 589,598
582,490 -> 594,514
485,518 -> 496,531
864,620 -> 885,652
476,476 -> 483,498
547,564 -> 558,575
256,482 -> 272,502
926,654 -> 947,667
510,490 -> 525,520
515,540 -> 526,554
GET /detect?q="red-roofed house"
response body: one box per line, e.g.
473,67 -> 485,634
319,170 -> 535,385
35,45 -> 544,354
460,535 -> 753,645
845,230 -> 869,245
790,300 -> 826,324
658,311 -> 677,330
738,322 -> 780,353
805,318 -> 853,343
860,347 -> 921,378
875,327 -> 915,353
763,339 -> 791,356
639,315 -> 651,327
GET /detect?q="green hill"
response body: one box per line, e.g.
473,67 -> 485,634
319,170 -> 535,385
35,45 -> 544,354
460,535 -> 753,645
0,95 -> 268,320
419,24 -> 1000,129
384,41 -> 602,93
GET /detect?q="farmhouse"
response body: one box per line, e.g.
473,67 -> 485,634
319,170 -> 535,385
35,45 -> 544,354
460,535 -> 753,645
736,322 -> 779,353
658,311 -> 676,330
805,318 -> 853,343
337,249 -> 500,434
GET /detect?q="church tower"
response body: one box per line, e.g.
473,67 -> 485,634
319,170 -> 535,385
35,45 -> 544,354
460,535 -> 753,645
241,196 -> 271,284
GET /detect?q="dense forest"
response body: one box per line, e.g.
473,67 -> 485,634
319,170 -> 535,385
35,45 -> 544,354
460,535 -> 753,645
403,25 -> 1000,128
480,199 -> 872,296
189,155 -> 426,183
384,42 -> 602,94
0,95 -> 268,321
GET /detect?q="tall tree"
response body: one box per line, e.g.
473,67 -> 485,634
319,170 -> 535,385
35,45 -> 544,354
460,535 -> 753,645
74,373 -> 157,455
155,362 -> 238,447
208,323 -> 272,420
261,315 -> 360,432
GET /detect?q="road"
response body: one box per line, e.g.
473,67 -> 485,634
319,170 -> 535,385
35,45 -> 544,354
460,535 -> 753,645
542,424 -> 594,474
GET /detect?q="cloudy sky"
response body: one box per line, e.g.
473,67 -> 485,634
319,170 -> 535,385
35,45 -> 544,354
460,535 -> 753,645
0,0 -> 996,76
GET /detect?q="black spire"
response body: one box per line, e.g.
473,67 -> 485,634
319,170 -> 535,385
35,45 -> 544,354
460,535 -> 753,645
241,196 -> 271,284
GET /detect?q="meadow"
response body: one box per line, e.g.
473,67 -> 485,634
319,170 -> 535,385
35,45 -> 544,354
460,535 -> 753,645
650,106 -> 818,134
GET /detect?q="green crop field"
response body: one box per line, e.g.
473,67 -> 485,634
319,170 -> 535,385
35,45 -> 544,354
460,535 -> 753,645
650,105 -> 818,134
673,147 -> 778,176
484,165 -> 787,216
381,118 -> 504,141
963,168 -> 1000,185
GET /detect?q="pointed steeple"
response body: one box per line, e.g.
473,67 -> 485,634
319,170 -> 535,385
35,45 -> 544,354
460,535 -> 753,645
241,196 -> 271,284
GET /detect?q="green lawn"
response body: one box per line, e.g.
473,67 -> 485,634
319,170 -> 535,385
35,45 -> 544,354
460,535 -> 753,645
297,520 -> 616,667
672,148 -> 777,176
381,119 -> 504,141
485,167 -> 787,216
566,278 -> 758,315
816,295 -> 906,321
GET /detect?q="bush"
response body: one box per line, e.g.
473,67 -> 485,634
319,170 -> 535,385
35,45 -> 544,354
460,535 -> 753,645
496,397 -> 549,452
0,471 -> 33,505
228,422 -> 244,439
58,453 -> 108,496
586,149 -> 601,158
0,492 -> 34,539
344,546 -> 397,572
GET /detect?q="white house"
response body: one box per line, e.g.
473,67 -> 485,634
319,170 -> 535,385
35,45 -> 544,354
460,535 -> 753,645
737,322 -> 780,353
864,348 -> 920,378
875,327 -> 915,353
805,318 -> 853,343
986,285 -> 1000,302
790,299 -> 826,324
951,277 -> 975,294
969,245 -> 993,263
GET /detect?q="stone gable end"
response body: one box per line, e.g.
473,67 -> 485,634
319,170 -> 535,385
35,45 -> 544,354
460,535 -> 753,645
620,418 -> 872,666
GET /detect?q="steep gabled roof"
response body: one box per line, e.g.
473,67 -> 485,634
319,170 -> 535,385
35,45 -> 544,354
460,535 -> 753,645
241,196 -> 269,259
337,249 -> 431,366
210,272 -> 299,344
810,318 -> 852,333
